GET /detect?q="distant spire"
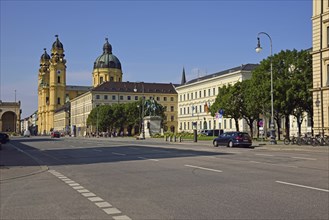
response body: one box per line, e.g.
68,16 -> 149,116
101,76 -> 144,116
181,67 -> 186,85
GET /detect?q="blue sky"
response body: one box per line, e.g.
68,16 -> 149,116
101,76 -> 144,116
1,0 -> 312,118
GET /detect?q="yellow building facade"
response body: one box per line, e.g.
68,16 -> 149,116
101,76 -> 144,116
312,0 -> 329,135
37,36 -> 91,134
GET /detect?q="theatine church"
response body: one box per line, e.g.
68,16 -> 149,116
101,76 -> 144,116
37,35 -> 178,135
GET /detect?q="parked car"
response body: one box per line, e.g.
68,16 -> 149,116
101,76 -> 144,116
51,131 -> 61,138
0,132 -> 9,144
213,131 -> 252,148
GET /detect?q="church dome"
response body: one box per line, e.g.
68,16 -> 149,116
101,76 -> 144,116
40,48 -> 50,61
93,38 -> 122,70
52,35 -> 63,50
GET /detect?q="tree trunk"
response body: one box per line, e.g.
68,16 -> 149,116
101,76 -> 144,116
235,118 -> 239,131
285,115 -> 290,139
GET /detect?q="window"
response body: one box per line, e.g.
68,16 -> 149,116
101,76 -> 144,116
96,95 -> 100,99
209,120 -> 211,129
195,92 -> 197,99
171,116 -> 174,121
164,97 -> 167,101
104,95 -> 108,100
327,26 -> 329,48
204,90 -> 206,97
183,107 -> 186,115
327,64 -> 329,86
187,107 -> 189,114
112,95 -> 116,100
100,77 -> 103,84
120,96 -> 124,100
183,94 -> 185,101
213,88 -> 215,96
199,91 -> 202,98
127,96 -> 131,100
170,106 -> 174,112
110,77 -> 114,82
57,97 -> 60,105
164,106 -> 167,111
170,97 -> 174,101
191,93 -> 193,99
57,76 -> 60,83
46,97 -> 49,105
187,93 -> 189,100
135,96 -> 138,100
230,119 -> 232,129
224,119 -> 227,129
180,108 -> 182,115
208,89 -> 211,96
199,105 -> 202,113
157,97 -> 160,101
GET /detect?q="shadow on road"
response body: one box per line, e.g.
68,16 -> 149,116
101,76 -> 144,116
3,138 -> 233,167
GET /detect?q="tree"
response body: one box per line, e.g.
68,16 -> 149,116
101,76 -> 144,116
251,49 -> 312,139
210,84 -> 242,131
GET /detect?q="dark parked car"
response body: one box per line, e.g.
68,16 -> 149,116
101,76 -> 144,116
51,131 -> 61,138
213,131 -> 252,148
0,132 -> 10,144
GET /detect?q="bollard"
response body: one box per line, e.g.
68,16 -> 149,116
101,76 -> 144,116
179,136 -> 182,142
174,136 -> 177,142
169,136 -> 173,142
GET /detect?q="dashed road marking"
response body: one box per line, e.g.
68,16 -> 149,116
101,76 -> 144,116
185,164 -> 222,173
255,153 -> 274,157
292,156 -> 316,161
112,152 -> 126,156
48,170 -> 132,220
103,208 -> 121,215
249,161 -> 298,168
95,202 -> 112,208
138,157 -> 159,162
88,197 -> 103,202
276,181 -> 329,192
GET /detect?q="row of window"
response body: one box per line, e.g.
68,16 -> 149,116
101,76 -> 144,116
180,119 -> 234,130
95,94 -> 175,102
179,87 -> 218,101
179,104 -> 209,115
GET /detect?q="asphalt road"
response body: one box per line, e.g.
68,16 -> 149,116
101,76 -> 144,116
1,136 -> 328,220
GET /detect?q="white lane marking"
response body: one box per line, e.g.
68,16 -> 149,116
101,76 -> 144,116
138,157 -> 159,162
103,207 -> 122,215
69,183 -> 80,186
77,189 -> 90,193
292,156 -> 317,161
95,202 -> 112,208
88,197 -> 103,202
276,181 -> 329,193
48,170 -> 131,219
185,164 -> 222,173
249,161 -> 298,168
113,215 -> 132,220
65,180 -> 75,184
82,192 -> 96,197
255,153 -> 274,157
112,152 -> 126,156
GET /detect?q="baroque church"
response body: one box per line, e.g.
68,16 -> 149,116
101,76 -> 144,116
37,35 -> 178,135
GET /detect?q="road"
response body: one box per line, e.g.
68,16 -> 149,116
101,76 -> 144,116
1,136 -> 328,220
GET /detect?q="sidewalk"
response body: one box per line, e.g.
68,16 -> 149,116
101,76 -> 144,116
0,142 -> 48,182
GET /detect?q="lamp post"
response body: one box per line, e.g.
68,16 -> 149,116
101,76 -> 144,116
256,32 -> 276,144
134,82 -> 145,139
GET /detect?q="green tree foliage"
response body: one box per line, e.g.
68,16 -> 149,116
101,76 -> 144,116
211,49 -> 312,139
210,84 -> 242,131
86,98 -> 166,135
251,49 -> 312,138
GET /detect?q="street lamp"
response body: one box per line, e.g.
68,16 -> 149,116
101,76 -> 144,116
256,32 -> 276,144
134,82 -> 145,139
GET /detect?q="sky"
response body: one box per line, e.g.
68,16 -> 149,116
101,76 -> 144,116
0,0 -> 312,118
